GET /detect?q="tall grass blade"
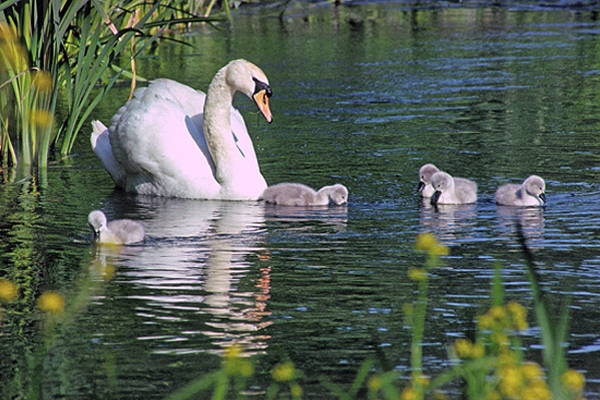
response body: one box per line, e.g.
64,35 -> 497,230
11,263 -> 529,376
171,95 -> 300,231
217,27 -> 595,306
516,224 -> 570,397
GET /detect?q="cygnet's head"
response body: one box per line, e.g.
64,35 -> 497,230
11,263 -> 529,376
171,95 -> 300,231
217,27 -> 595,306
418,163 -> 439,193
524,175 -> 546,202
329,184 -> 349,205
88,210 -> 107,233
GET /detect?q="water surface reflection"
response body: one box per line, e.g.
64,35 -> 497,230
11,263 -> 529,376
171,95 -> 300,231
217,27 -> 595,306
91,195 -> 273,355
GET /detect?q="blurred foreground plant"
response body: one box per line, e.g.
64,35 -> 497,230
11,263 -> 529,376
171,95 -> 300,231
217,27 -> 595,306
338,231 -> 586,400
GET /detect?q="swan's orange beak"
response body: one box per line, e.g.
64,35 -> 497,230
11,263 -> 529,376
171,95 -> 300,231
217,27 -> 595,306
253,89 -> 273,123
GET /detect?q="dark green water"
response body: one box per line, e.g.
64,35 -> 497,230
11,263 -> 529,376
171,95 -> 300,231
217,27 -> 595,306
2,2 -> 600,398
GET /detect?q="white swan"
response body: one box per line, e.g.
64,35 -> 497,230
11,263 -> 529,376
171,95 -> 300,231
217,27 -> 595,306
430,171 -> 477,205
88,210 -> 145,245
495,175 -> 546,206
260,183 -> 348,206
90,59 -> 273,200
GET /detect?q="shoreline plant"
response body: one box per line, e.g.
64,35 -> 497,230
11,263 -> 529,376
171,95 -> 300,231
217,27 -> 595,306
0,0 -> 227,180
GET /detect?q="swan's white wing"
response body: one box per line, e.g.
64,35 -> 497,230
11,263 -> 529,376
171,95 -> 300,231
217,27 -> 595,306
108,79 -> 220,198
91,120 -> 125,186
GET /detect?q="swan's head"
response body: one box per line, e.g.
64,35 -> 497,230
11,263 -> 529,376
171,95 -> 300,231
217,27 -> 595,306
225,59 -> 273,123
417,163 -> 439,193
430,171 -> 453,204
88,210 -> 107,238
524,175 -> 546,203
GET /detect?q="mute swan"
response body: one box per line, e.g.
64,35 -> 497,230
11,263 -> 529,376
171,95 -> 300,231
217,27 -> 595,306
417,163 -> 475,199
260,183 -> 348,206
430,171 -> 477,205
88,210 -> 145,245
495,175 -> 546,206
91,59 -> 273,200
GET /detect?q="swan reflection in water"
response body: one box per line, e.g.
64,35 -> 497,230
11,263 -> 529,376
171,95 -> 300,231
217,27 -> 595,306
495,206 -> 545,246
89,193 -> 273,356
418,197 -> 477,244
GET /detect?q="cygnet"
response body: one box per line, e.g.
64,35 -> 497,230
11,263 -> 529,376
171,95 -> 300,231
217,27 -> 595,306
88,210 -> 145,245
261,183 -> 348,206
417,163 -> 440,198
495,175 -> 546,207
430,171 -> 478,205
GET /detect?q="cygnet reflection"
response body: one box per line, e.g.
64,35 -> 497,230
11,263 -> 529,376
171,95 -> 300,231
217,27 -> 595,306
90,192 -> 272,355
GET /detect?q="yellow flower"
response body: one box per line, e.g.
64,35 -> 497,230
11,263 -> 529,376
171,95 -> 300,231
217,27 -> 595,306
223,345 -> 253,377
521,380 -> 552,400
453,338 -> 473,359
521,362 -> 544,381
224,344 -> 242,360
507,301 -> 527,320
490,332 -> 510,347
507,301 -> 528,330
408,268 -> 427,281
415,232 -> 438,251
0,278 -> 18,302
272,361 -> 296,382
400,387 -> 418,400
561,369 -> 585,392
488,305 -> 507,321
415,232 -> 449,258
496,349 -> 518,367
37,291 -> 65,314
470,342 -> 485,359
477,313 -> 494,330
413,373 -> 430,389
32,70 -> 53,93
498,365 -> 523,398
290,383 -> 302,398
30,108 -> 54,128
367,376 -> 382,392
485,391 -> 502,400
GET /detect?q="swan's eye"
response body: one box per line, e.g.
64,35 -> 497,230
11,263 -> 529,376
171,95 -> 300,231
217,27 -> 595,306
253,78 -> 272,98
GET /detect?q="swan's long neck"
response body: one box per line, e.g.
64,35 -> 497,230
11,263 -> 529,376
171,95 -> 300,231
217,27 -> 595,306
203,67 -> 240,184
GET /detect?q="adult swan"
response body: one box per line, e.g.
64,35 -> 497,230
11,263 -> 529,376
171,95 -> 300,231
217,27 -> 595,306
91,59 -> 273,200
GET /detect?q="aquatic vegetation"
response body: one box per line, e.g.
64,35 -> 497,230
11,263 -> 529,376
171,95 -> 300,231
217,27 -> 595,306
0,0 -> 226,179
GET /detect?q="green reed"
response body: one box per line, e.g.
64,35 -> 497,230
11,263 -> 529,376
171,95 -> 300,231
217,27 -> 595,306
0,0 -> 224,178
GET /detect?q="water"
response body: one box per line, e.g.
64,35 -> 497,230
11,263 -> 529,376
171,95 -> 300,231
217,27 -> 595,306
2,2 -> 600,398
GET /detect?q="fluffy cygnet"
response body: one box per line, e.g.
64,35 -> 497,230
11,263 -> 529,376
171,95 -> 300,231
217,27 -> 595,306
417,163 -> 440,198
430,171 -> 477,205
261,183 -> 348,206
88,210 -> 145,245
495,175 -> 546,207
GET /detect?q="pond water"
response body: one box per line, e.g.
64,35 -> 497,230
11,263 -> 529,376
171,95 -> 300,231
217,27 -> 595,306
2,1 -> 600,398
